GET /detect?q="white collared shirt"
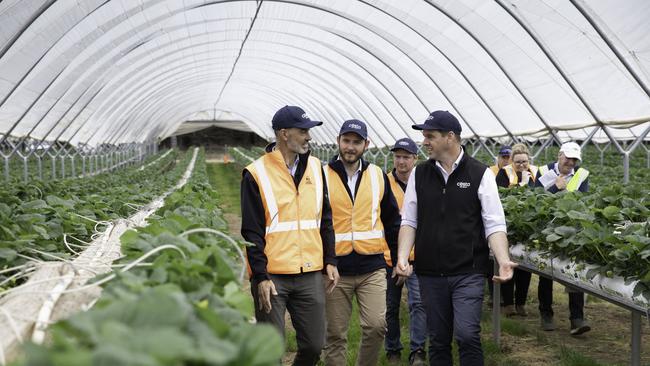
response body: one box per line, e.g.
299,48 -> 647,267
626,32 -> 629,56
338,157 -> 363,200
287,155 -> 300,177
401,149 -> 507,238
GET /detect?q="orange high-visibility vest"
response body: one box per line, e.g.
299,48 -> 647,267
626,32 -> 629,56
245,150 -> 324,274
384,173 -> 414,266
324,164 -> 388,257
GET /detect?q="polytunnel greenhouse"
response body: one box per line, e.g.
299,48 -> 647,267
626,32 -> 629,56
0,0 -> 649,365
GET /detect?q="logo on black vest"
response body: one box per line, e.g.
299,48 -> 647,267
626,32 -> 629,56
457,182 -> 471,189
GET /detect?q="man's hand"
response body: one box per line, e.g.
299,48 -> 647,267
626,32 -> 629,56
492,260 -> 518,283
555,175 -> 568,190
391,263 -> 412,286
325,264 -> 340,294
394,259 -> 412,277
257,279 -> 277,313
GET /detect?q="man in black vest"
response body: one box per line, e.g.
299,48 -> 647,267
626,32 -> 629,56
394,110 -> 516,366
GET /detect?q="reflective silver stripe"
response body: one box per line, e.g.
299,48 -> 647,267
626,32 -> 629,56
335,230 -> 385,242
254,159 -> 280,231
309,157 -> 323,220
369,165 -> 380,229
267,219 -> 320,234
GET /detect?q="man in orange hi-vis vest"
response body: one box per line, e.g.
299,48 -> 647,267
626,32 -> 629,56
241,105 -> 339,366
488,145 -> 512,177
322,120 -> 401,366
383,138 -> 427,366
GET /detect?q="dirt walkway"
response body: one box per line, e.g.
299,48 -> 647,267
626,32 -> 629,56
488,276 -> 650,365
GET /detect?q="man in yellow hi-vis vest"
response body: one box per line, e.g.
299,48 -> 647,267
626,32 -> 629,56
488,145 -> 512,176
322,120 -> 401,366
535,141 -> 591,336
241,105 -> 339,366
383,138 -> 427,366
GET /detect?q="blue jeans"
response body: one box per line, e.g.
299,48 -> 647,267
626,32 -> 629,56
418,273 -> 485,366
385,267 -> 427,355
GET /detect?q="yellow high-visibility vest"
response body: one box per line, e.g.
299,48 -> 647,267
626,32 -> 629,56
489,165 -> 500,176
502,164 -> 539,187
245,150 -> 324,274
324,164 -> 388,257
539,165 -> 590,192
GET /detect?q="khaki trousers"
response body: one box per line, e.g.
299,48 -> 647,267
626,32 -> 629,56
323,268 -> 387,366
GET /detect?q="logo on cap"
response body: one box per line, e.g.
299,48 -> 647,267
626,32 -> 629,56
301,113 -> 308,119
348,123 -> 361,130
399,141 -> 409,146
426,115 -> 435,121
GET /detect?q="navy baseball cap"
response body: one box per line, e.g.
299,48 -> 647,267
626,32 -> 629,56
272,105 -> 322,130
412,110 -> 462,134
390,138 -> 418,155
498,145 -> 512,156
339,119 -> 368,139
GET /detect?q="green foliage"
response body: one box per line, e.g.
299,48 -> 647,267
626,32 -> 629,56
15,149 -> 283,366
0,150 -> 184,289
501,182 -> 650,297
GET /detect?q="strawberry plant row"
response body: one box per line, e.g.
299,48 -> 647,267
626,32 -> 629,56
16,148 -> 283,366
0,149 -> 192,290
501,183 -> 650,299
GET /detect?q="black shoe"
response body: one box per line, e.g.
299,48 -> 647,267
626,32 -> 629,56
409,349 -> 426,366
570,318 -> 591,335
386,351 -> 401,365
540,313 -> 555,331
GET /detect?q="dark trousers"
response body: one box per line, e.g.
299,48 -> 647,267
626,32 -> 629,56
538,276 -> 585,320
418,273 -> 485,366
385,267 -> 427,355
501,268 -> 532,306
252,271 -> 325,366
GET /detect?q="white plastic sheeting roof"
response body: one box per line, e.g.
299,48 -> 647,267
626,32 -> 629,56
0,0 -> 649,147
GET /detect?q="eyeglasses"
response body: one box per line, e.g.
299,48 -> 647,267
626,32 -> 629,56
513,160 -> 529,165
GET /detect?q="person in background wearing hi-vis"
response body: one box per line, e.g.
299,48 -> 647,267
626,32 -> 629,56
394,110 -> 516,366
495,143 -> 537,318
534,141 -> 591,336
322,120 -> 401,366
240,105 -> 340,366
489,145 -> 512,176
383,138 -> 427,366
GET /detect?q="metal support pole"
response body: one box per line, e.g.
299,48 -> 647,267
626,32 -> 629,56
623,151 -> 630,184
51,154 -> 56,179
37,156 -> 42,180
22,155 -> 28,183
4,156 -> 9,181
492,259 -> 501,347
631,311 -> 641,366
61,155 -> 65,179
